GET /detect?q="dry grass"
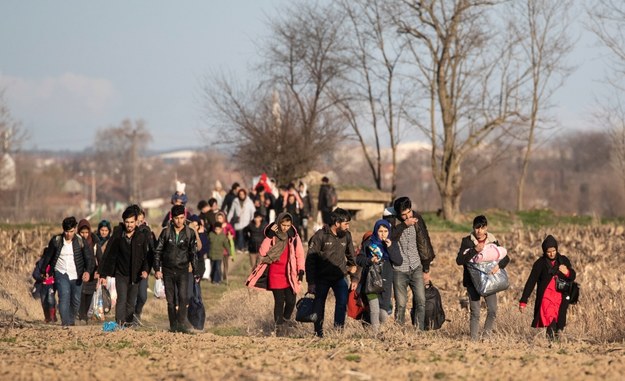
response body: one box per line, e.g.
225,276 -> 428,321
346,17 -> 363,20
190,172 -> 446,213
1,225 -> 625,380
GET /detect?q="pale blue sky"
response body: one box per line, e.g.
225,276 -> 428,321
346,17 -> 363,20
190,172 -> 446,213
0,1 -> 610,151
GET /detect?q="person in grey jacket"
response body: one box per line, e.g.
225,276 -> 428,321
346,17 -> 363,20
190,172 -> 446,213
154,204 -> 200,332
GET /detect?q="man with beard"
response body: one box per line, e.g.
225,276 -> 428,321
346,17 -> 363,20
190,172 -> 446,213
99,206 -> 151,327
305,208 -> 357,337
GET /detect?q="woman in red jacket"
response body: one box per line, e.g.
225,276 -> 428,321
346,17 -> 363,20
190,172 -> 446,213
246,212 -> 305,335
519,235 -> 576,340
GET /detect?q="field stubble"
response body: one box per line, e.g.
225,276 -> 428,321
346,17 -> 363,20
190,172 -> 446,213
1,225 -> 624,380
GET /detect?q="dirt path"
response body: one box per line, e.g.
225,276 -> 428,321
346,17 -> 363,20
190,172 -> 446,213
2,231 -> 625,380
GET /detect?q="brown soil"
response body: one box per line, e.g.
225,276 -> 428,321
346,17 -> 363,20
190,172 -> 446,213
1,227 -> 625,380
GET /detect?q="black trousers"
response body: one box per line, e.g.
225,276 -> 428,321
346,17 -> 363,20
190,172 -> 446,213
163,270 -> 190,330
271,288 -> 296,324
134,277 -> 148,318
115,275 -> 139,324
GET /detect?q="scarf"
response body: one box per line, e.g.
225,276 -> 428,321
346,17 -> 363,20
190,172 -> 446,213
369,219 -> 391,260
261,212 -> 293,264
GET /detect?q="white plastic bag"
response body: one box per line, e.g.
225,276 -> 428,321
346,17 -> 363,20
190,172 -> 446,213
312,211 -> 323,232
467,260 -> 509,296
202,258 -> 211,280
92,284 -> 105,321
106,276 -> 117,307
154,278 -> 166,299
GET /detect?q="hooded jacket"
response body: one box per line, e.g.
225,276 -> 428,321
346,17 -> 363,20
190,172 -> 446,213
519,235 -> 576,328
246,212 -> 305,293
77,219 -> 104,294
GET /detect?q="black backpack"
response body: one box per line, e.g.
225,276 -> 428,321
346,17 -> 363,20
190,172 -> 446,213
424,281 -> 446,330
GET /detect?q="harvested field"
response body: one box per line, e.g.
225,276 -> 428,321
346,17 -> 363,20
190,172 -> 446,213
1,225 -> 624,380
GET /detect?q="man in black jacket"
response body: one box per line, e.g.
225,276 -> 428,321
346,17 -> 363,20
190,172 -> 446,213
99,205 -> 151,326
154,204 -> 200,332
390,197 -> 436,329
306,208 -> 357,337
39,216 -> 94,327
317,176 -> 337,226
457,215 -> 510,341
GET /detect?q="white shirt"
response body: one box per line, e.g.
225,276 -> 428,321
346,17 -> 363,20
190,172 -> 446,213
55,239 -> 78,280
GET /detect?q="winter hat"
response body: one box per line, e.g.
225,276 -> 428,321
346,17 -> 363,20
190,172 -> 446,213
541,235 -> 558,254
383,206 -> 396,217
171,192 -> 188,205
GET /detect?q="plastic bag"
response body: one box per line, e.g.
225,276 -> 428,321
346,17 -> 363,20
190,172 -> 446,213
92,284 -> 105,321
187,283 -> 205,330
102,286 -> 112,314
106,276 -> 117,307
312,211 -> 323,232
154,278 -> 166,299
202,258 -> 211,280
347,289 -> 365,319
467,260 -> 509,296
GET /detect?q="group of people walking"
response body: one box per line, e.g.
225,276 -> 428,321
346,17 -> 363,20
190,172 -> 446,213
246,195 -> 577,341
33,178 -> 577,341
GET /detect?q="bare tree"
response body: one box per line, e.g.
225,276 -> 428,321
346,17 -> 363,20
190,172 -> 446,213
513,0 -> 575,211
333,0 -> 410,200
203,2 -> 346,185
0,89 -> 28,191
587,0 -> 625,192
391,0 -> 527,221
94,119 -> 152,203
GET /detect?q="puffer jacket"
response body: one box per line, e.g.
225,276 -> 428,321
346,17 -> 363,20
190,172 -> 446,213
153,224 -> 199,276
39,234 -> 94,280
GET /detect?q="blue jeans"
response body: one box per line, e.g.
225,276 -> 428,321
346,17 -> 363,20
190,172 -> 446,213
235,229 -> 246,251
393,267 -> 426,329
312,276 -> 349,337
54,271 -> 82,326
210,259 -> 222,284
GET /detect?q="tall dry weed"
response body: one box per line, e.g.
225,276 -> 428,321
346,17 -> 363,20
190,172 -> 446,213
1,225 -> 624,343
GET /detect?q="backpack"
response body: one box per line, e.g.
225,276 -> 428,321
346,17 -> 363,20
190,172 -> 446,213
424,281 -> 446,330
327,186 -> 338,207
